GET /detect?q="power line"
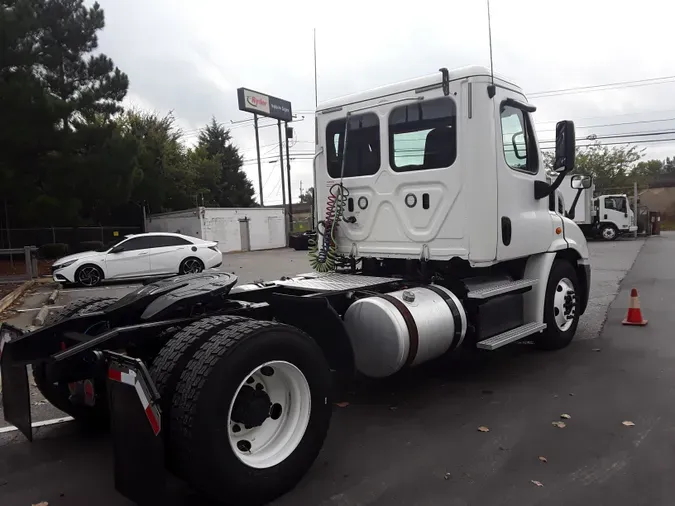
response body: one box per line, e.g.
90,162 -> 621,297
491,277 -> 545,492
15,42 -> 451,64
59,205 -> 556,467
540,137 -> 675,150
536,116 -> 675,134
536,107 -> 675,125
537,128 -> 675,144
530,74 -> 675,98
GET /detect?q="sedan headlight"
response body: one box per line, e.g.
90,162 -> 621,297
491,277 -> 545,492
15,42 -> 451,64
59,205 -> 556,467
53,259 -> 77,270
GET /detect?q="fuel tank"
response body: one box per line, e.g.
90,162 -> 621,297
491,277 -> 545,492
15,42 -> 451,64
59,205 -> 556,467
343,285 -> 467,378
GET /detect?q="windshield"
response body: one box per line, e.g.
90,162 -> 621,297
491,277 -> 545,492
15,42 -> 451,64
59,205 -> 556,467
99,238 -> 126,252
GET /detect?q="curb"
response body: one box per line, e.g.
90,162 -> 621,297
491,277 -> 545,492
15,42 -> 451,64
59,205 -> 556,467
33,305 -> 50,327
47,287 -> 59,305
0,279 -> 36,313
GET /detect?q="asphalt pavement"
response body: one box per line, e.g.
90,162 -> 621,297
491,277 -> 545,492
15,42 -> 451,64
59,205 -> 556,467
3,237 -> 672,506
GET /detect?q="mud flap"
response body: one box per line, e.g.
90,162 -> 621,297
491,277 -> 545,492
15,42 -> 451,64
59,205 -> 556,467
0,324 -> 32,441
105,351 -> 165,506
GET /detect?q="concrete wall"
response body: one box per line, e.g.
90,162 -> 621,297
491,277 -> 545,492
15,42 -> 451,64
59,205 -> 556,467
145,209 -> 203,239
202,208 -> 286,252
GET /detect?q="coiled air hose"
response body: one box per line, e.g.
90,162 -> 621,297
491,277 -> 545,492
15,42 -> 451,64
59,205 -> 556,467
308,183 -> 349,272
309,114 -> 353,272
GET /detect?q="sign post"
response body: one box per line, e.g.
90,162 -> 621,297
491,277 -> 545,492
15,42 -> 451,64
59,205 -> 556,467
253,114 -> 263,206
237,88 -> 293,210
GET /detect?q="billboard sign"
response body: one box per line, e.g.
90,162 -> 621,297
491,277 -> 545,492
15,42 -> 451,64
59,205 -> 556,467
237,88 -> 292,122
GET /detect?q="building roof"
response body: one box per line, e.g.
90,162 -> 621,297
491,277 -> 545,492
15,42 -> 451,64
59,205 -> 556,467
317,65 -> 522,112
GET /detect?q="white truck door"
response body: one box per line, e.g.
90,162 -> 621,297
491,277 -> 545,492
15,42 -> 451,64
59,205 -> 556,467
494,89 -> 554,260
601,196 -> 631,232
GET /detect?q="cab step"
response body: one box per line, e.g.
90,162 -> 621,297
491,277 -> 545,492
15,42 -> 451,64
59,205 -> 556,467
467,278 -> 538,300
476,322 -> 547,350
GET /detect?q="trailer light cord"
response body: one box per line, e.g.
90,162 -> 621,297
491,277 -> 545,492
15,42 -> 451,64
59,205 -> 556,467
309,114 -> 353,273
308,183 -> 349,272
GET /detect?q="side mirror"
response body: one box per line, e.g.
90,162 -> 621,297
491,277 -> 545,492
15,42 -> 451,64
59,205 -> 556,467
553,120 -> 576,172
512,133 -> 526,160
570,174 -> 592,190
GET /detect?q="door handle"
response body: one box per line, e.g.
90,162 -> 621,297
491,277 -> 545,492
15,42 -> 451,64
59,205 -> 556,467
137,252 -> 148,256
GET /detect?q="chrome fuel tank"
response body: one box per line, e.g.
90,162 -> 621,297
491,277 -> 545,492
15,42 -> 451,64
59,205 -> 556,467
343,285 -> 467,378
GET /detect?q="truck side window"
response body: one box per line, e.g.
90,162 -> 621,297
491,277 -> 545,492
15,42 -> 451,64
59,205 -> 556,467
500,105 -> 538,174
388,97 -> 456,172
326,113 -> 381,178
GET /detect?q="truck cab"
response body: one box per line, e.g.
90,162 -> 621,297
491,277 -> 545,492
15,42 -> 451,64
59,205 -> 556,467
314,65 -> 589,267
593,194 -> 637,240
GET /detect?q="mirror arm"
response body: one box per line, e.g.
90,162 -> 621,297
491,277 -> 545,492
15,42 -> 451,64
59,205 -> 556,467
566,188 -> 583,220
534,169 -> 570,200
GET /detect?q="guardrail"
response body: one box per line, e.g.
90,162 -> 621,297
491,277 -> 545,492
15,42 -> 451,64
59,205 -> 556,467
0,246 -> 40,281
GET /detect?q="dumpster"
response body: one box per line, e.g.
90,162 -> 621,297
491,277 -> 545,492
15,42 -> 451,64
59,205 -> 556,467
649,211 -> 661,235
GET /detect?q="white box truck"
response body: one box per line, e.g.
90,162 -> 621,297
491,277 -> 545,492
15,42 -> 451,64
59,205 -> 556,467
560,174 -> 637,240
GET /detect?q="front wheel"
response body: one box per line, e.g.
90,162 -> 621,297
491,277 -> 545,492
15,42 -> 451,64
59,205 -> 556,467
535,260 -> 580,351
599,224 -> 618,241
75,264 -> 104,287
170,319 -> 332,506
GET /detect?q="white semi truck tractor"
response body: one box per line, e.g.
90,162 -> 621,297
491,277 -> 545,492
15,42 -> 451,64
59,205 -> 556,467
0,65 -> 591,506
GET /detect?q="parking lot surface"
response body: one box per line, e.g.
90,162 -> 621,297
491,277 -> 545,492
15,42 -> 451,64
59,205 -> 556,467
5,237 -> 674,506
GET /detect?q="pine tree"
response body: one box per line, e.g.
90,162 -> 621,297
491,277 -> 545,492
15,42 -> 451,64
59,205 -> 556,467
198,118 -> 256,207
38,0 -> 129,128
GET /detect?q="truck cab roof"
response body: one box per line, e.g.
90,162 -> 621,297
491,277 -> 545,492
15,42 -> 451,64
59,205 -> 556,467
317,65 -> 524,112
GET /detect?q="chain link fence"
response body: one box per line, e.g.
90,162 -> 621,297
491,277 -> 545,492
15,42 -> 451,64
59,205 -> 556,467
0,226 -> 141,253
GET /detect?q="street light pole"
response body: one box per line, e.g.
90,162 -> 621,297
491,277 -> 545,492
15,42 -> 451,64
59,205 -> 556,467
285,122 -> 293,231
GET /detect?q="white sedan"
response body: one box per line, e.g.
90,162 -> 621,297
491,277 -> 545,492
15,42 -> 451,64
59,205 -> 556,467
51,232 -> 223,287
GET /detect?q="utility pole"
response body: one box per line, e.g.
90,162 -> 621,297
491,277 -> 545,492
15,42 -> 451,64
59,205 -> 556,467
633,181 -> 638,238
285,122 -> 293,231
277,120 -> 289,245
254,114 -> 264,206
312,28 -> 318,232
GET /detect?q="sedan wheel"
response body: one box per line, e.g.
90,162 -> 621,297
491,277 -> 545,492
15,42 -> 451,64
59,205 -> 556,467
180,258 -> 204,275
76,265 -> 103,287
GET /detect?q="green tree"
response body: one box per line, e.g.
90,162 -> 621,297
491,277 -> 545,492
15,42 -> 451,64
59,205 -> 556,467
186,146 -> 222,206
38,0 -> 128,128
0,0 -> 132,226
632,159 -> 664,186
197,118 -> 255,207
544,143 -> 643,193
123,110 -> 193,213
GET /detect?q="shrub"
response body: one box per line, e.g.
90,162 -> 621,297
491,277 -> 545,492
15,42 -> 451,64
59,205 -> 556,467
78,240 -> 104,252
39,243 -> 69,259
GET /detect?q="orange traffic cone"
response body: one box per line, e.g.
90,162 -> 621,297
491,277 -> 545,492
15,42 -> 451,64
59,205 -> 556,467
622,288 -> 648,326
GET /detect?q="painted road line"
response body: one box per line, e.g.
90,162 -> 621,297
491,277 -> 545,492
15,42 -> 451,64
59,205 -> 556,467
0,416 -> 74,434
17,305 -> 64,312
59,284 -> 140,293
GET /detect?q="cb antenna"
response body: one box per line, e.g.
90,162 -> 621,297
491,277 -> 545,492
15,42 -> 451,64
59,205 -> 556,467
486,0 -> 496,98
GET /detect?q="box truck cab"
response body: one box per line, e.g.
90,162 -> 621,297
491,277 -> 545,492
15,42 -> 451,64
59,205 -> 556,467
593,194 -> 637,240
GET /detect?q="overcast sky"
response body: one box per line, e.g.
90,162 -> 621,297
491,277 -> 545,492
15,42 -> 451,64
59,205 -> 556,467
95,0 -> 674,204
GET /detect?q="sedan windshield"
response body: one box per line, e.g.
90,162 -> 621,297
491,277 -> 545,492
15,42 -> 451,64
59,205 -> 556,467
99,238 -> 126,252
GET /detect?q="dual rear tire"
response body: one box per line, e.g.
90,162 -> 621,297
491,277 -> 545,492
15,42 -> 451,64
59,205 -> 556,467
150,316 -> 332,506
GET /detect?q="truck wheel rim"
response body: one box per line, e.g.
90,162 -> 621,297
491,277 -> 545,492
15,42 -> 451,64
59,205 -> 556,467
78,267 -> 100,286
553,277 -> 576,332
227,360 -> 311,469
602,227 -> 616,240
